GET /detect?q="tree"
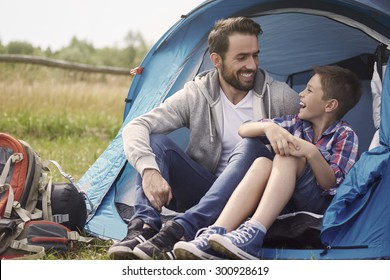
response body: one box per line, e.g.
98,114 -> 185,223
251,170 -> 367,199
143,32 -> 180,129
121,31 -> 150,68
55,37 -> 96,64
6,41 -> 35,55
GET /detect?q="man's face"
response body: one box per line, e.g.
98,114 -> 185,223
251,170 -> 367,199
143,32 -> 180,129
220,33 -> 259,92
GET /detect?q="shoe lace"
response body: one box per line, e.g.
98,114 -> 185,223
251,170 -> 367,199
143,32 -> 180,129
226,223 -> 256,244
194,227 -> 219,247
150,229 -> 178,250
124,228 -> 145,240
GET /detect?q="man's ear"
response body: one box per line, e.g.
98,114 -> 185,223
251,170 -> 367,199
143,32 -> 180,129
210,53 -> 221,67
325,99 -> 339,113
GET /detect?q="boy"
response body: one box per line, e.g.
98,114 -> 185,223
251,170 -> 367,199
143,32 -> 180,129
174,65 -> 362,259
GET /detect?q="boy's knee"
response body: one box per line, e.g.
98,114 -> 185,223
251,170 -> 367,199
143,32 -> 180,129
273,155 -> 305,174
252,157 -> 272,170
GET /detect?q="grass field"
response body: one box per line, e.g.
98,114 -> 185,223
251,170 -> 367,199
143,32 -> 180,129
0,62 -> 130,180
0,62 -> 131,259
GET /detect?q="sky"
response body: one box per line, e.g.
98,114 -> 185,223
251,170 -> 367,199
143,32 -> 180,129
0,0 -> 205,50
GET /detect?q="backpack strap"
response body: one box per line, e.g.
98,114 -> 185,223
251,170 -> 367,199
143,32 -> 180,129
40,160 -> 71,221
0,154 -> 24,218
10,239 -> 45,260
42,160 -> 75,185
41,160 -> 93,219
0,184 -> 14,219
12,201 -> 43,222
0,153 -> 23,185
67,230 -> 94,243
39,169 -> 53,221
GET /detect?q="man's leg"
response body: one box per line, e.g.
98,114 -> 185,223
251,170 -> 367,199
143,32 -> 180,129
132,134 -> 217,230
133,138 -> 272,259
109,134 -> 216,259
175,137 -> 273,240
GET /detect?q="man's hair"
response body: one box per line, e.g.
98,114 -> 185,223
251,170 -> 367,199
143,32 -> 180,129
314,65 -> 362,119
208,17 -> 262,59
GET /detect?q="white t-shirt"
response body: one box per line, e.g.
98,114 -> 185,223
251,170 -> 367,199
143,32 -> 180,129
215,89 -> 259,176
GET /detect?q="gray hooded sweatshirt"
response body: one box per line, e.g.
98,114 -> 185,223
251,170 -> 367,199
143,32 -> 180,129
122,68 -> 300,176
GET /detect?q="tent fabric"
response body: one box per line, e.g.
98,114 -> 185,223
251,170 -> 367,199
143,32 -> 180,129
262,57 -> 390,260
77,0 -> 390,259
319,61 -> 390,259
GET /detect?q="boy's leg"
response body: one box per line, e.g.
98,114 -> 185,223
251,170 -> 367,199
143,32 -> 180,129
209,155 -> 305,260
252,154 -> 305,229
213,157 -> 272,231
174,141 -> 273,260
174,138 -> 273,240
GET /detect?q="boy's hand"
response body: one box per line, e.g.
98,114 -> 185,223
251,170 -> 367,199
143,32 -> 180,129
288,136 -> 315,158
142,169 -> 173,212
265,123 -> 300,156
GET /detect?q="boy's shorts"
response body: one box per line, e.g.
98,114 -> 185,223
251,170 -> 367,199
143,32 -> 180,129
281,164 -> 333,215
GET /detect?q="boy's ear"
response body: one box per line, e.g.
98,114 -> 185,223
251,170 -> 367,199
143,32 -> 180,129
325,99 -> 339,113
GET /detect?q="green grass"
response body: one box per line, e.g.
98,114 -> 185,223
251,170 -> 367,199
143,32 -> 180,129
0,62 -> 130,180
0,62 -> 131,259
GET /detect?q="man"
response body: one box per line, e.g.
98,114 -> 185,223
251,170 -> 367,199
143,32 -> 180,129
108,17 -> 299,259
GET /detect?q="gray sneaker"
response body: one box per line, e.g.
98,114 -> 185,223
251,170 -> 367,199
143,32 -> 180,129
108,218 -> 158,259
174,225 -> 227,260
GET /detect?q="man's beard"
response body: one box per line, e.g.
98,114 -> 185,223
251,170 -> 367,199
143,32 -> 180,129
221,62 -> 256,91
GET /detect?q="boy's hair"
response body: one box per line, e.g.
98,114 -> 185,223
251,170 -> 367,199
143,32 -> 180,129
314,65 -> 362,119
208,17 -> 262,59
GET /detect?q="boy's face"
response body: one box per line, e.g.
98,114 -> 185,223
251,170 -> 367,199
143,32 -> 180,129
298,74 -> 328,121
218,33 -> 259,92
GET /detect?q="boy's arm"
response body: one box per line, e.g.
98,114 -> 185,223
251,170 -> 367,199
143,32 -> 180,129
289,137 -> 336,189
239,121 -> 299,156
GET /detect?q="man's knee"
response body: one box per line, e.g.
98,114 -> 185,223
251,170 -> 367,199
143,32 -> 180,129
230,138 -> 273,161
149,134 -> 172,153
150,134 -> 169,146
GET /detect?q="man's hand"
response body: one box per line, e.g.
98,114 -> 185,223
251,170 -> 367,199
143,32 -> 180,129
142,169 -> 173,212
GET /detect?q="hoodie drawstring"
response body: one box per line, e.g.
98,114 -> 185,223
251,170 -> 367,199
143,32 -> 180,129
208,105 -> 214,142
266,83 -> 271,118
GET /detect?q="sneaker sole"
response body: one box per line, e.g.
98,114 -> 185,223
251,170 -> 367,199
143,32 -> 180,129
108,246 -> 138,260
174,242 -> 222,260
133,247 -> 176,260
133,247 -> 153,260
209,235 -> 258,260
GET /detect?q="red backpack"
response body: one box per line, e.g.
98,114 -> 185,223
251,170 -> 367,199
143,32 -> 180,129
0,132 -> 90,259
0,132 -> 41,219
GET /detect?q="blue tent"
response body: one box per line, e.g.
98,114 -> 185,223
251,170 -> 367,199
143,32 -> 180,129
77,0 -> 390,259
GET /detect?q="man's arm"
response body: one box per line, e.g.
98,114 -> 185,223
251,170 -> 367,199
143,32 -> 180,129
123,88 -> 191,175
122,88 -> 192,211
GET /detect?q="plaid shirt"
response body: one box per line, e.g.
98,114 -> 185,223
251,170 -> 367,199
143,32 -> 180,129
263,115 -> 359,195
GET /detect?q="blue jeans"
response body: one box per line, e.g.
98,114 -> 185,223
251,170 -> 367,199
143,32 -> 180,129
132,134 -> 273,240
